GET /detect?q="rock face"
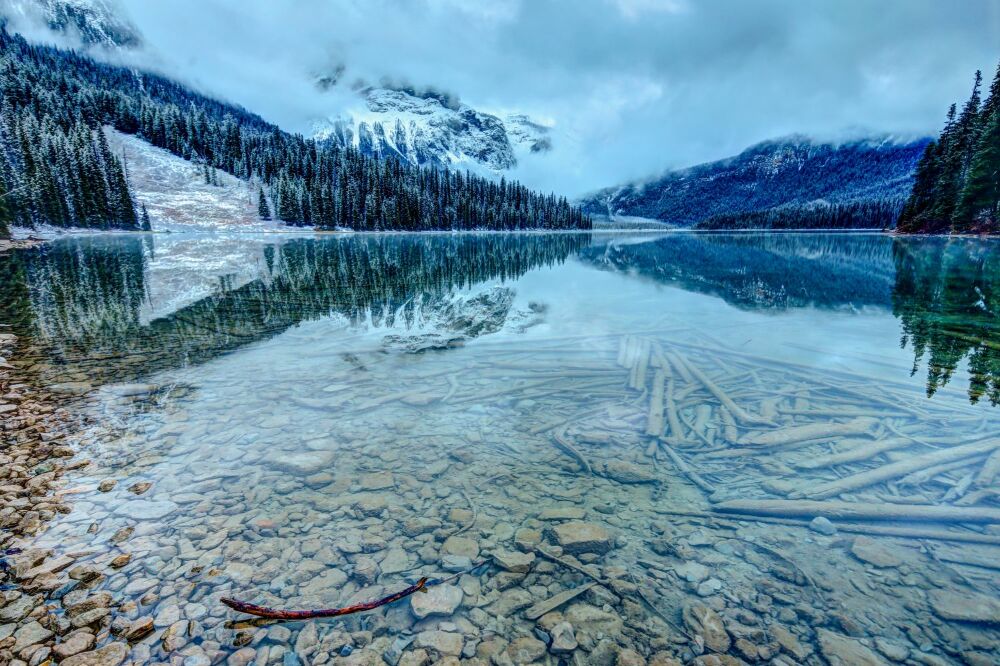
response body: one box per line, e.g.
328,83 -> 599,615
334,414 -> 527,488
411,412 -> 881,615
929,589 -> 1000,624
550,521 -> 613,555
816,629 -> 888,666
315,87 -> 552,174
410,584 -> 463,619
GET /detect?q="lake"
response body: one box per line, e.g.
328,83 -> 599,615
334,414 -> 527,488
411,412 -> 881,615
1,231 -> 999,666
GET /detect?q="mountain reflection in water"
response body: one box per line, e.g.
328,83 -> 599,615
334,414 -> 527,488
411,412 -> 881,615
0,232 -> 998,406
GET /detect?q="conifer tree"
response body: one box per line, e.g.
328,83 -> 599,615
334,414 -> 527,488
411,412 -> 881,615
257,186 -> 271,220
140,204 -> 151,231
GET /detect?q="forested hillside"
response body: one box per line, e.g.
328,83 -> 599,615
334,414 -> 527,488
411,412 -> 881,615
581,135 -> 927,228
0,27 -> 590,238
898,63 -> 1000,234
696,200 -> 899,231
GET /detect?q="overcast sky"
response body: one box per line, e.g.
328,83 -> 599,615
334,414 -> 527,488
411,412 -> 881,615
115,0 -> 1000,195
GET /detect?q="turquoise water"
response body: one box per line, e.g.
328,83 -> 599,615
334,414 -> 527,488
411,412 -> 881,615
1,232 -> 999,665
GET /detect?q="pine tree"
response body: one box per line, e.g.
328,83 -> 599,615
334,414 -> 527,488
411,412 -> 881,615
257,186 -> 271,220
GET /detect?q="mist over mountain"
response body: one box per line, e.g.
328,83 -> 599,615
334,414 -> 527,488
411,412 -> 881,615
1,0 -> 140,48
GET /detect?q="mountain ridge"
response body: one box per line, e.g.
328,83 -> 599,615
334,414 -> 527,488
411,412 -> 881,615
580,134 -> 931,226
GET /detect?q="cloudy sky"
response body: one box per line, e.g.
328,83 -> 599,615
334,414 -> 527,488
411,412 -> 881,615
112,0 -> 1000,195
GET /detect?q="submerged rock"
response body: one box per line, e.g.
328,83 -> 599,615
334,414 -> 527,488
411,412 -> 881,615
850,537 -> 902,568
116,500 -> 178,520
550,521 -> 613,555
411,584 -> 463,618
816,629 -> 888,666
682,602 -> 730,654
928,589 -> 1000,624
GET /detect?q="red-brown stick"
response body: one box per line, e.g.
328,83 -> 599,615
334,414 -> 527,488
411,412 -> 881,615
221,577 -> 429,620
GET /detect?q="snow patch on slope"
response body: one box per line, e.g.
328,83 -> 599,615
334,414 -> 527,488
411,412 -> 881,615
105,128 -> 279,233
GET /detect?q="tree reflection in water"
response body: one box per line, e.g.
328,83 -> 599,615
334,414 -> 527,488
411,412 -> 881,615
893,237 -> 1000,406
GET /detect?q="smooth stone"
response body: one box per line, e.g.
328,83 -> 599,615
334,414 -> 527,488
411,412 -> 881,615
12,621 -> 53,653
809,516 -> 837,535
117,500 -> 178,520
359,472 -> 394,490
682,603 -> 729,653
60,642 -> 129,666
550,522 -> 613,555
379,548 -> 411,574
929,589 -> 1000,624
850,537 -> 902,568
505,637 -> 546,664
816,629 -> 888,666
441,536 -> 479,559
538,508 -> 585,521
564,604 -> 624,637
548,622 -> 578,654
52,632 -> 96,659
414,631 -> 463,656
493,549 -> 535,573
675,561 -> 710,583
270,451 -> 336,475
410,584 -> 463,619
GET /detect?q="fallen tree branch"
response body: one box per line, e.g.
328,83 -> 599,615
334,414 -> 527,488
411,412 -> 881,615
221,577 -> 429,620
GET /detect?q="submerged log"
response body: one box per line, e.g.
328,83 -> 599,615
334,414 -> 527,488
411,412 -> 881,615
738,417 -> 878,448
713,498 -> 1000,524
974,448 -> 1000,488
646,369 -> 666,437
792,437 -> 910,469
667,351 -> 773,426
650,507 -> 1000,545
523,582 -> 597,620
792,437 -> 1000,500
658,441 -> 716,495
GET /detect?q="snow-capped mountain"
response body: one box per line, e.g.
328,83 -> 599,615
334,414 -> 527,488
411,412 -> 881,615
1,0 -> 140,48
580,135 -> 930,225
314,87 -> 552,175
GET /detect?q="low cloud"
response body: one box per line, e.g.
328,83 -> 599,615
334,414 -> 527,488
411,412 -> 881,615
101,0 -> 1000,196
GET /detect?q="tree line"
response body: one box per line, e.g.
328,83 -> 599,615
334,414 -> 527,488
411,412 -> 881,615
695,200 -> 901,231
0,26 -> 590,238
898,63 -> 1000,234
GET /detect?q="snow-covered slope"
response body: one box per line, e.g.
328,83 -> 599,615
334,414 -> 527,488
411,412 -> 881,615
0,0 -> 140,48
104,128 -> 275,233
314,87 -> 552,175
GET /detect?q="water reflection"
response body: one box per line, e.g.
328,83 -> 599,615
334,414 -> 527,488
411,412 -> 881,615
2,232 -> 999,405
0,233 -> 589,386
893,237 -> 1000,406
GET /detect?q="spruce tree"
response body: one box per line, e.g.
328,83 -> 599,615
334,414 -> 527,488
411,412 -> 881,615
257,186 -> 271,220
140,204 -> 151,231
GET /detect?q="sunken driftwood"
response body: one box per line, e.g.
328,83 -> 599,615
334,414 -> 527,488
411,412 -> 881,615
790,437 -> 1000,500
713,498 -> 1000,524
222,577 -> 429,620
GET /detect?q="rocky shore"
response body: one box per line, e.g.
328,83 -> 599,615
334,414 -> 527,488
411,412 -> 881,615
0,331 -> 130,666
